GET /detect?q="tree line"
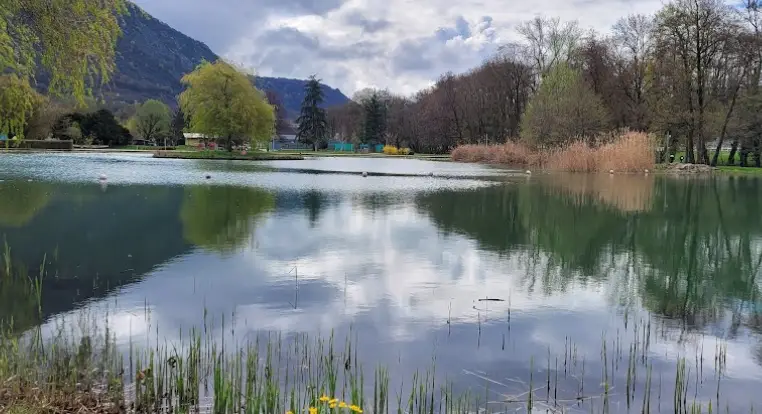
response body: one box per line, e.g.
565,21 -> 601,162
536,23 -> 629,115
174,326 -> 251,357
326,0 -> 762,166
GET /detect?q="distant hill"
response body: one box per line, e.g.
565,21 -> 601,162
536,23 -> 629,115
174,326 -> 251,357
35,2 -> 350,118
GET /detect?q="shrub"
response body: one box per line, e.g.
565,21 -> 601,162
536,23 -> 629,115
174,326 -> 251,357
398,147 -> 411,155
383,145 -> 399,155
520,63 -> 610,148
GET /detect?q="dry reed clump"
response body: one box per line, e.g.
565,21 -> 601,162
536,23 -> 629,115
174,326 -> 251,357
451,132 -> 656,173
451,141 -> 538,166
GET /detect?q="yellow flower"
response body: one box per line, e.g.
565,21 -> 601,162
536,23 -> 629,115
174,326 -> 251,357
349,405 -> 363,413
329,399 -> 338,405
329,403 -> 337,409
339,402 -> 347,408
309,407 -> 318,414
319,396 -> 330,402
286,411 -> 294,414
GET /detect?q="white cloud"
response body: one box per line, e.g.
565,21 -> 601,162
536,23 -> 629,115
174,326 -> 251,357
133,0 -> 668,96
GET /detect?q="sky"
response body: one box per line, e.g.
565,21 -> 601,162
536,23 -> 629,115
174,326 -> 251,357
132,0 -> 668,96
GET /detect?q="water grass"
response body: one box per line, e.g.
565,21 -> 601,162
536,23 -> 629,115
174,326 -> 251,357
0,252 -> 756,414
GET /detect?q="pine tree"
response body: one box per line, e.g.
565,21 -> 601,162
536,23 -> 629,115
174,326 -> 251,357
361,93 -> 386,144
296,75 -> 328,150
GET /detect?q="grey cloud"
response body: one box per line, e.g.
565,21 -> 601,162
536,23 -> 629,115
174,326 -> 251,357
390,39 -> 435,73
133,0 -> 346,53
343,11 -> 392,34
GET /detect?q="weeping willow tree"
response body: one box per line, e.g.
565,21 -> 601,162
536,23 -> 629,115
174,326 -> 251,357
179,60 -> 276,151
0,74 -> 41,141
0,0 -> 124,137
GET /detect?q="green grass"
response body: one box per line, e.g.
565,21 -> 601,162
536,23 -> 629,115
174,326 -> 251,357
153,150 -> 304,161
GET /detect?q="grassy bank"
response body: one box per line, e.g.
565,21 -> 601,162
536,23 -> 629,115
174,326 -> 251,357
452,132 -> 655,173
153,150 -> 304,161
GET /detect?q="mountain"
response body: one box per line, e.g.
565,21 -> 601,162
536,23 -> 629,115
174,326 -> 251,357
39,2 -> 351,118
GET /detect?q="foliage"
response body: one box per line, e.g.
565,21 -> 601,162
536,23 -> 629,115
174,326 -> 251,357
265,90 -> 290,134
71,109 -> 132,146
361,93 -> 386,144
170,107 -> 187,145
0,0 -> 125,103
296,76 -> 328,150
520,63 -> 610,147
0,74 -> 42,139
179,60 -> 275,151
134,99 -> 171,143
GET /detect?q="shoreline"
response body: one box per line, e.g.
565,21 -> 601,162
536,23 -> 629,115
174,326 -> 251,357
152,150 -> 305,161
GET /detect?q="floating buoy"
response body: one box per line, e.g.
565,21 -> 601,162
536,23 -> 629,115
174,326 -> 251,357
362,172 -> 368,177
609,169 -> 615,175
525,170 -> 532,175
99,174 -> 107,181
644,169 -> 650,174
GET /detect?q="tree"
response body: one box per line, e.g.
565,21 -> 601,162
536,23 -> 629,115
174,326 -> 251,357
76,109 -> 132,146
517,17 -> 583,81
296,75 -> 328,150
1,0 -> 124,103
170,107 -> 187,146
361,92 -> 386,144
520,63 -> 610,147
265,90 -> 289,134
0,74 -> 41,140
653,0 -> 735,164
179,60 -> 275,151
134,99 -> 171,145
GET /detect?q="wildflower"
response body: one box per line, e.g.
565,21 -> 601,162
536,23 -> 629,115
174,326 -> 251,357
329,403 -> 337,409
339,402 -> 347,408
349,405 -> 363,413
329,399 -> 338,405
319,396 -> 330,402
309,407 -> 318,414
286,411 -> 294,414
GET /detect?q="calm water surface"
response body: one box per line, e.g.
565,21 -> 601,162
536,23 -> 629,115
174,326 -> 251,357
1,152 -> 762,412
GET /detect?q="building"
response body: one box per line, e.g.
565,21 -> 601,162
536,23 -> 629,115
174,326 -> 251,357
183,133 -> 210,147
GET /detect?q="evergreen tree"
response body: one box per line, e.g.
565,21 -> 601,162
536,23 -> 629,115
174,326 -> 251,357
296,75 -> 328,150
361,93 -> 386,144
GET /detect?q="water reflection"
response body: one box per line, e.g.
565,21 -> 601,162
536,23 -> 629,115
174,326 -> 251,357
0,181 -> 52,227
180,185 -> 275,253
2,168 -> 762,411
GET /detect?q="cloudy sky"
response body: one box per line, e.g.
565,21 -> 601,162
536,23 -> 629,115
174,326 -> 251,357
132,0 -> 666,96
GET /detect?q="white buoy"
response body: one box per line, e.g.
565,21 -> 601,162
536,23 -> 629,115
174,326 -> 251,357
99,174 -> 107,181
609,169 -> 615,175
645,169 -> 650,174
526,170 -> 532,175
362,172 -> 368,177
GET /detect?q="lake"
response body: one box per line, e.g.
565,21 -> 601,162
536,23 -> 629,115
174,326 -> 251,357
1,152 -> 761,412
